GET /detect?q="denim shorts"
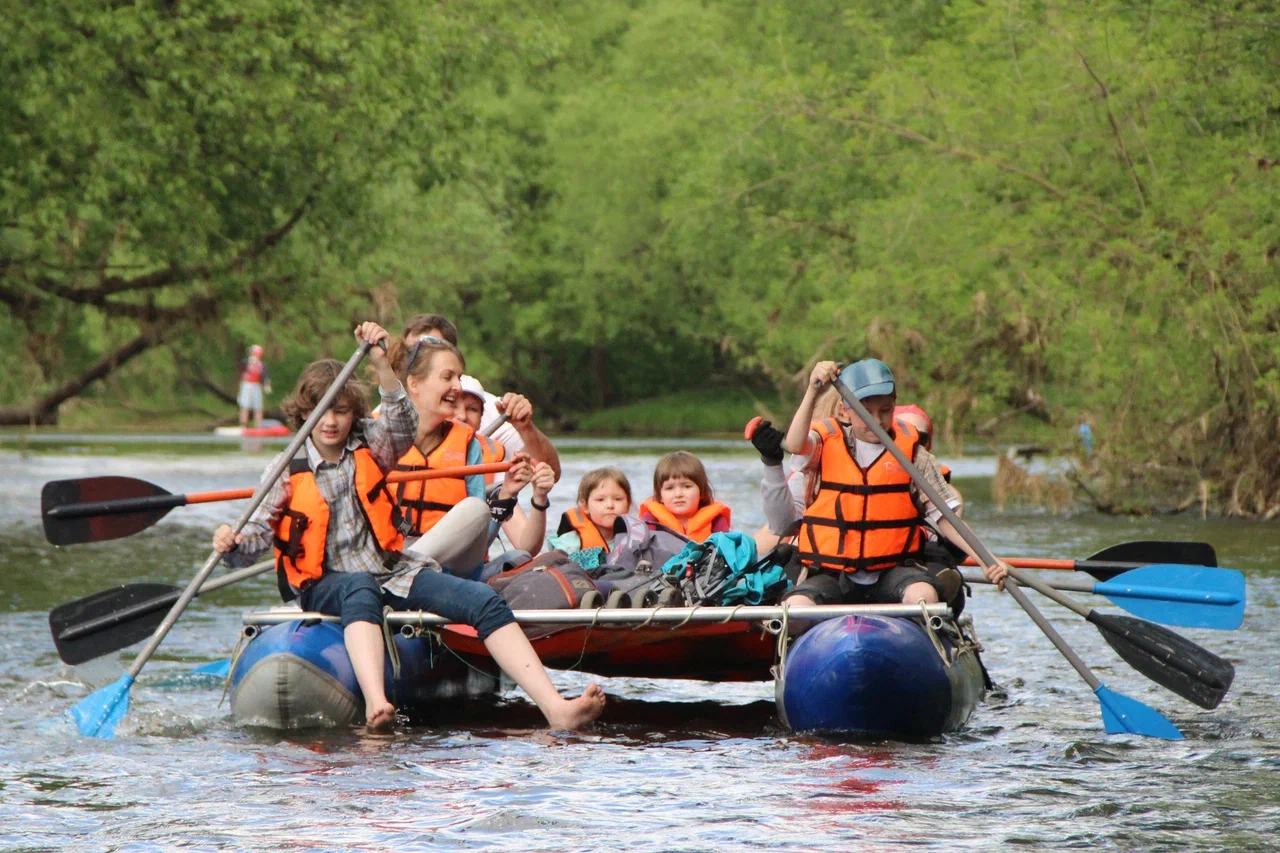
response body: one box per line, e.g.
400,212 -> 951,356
299,569 -> 515,640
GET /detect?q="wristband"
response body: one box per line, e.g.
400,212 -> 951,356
530,496 -> 550,512
488,494 -> 517,523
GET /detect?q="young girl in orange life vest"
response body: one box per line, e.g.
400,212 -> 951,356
213,323 -> 604,732
547,467 -> 633,554
637,452 -> 731,543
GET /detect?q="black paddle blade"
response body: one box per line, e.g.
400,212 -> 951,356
48,583 -> 179,665
1091,540 -> 1218,570
1090,612 -> 1234,710
41,477 -> 173,546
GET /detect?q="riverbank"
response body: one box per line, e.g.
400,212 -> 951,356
4,387 -> 1071,454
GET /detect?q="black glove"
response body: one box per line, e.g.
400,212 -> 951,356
751,420 -> 785,466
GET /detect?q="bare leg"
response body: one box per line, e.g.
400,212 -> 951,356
238,407 -> 249,428
783,593 -> 818,636
482,623 -> 605,730
344,621 -> 396,728
752,525 -> 781,554
253,407 -> 264,429
901,582 -> 939,605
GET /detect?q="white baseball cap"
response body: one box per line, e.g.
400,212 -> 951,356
460,375 -> 486,401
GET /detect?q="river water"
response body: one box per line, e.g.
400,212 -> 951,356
1,436 -> 1277,852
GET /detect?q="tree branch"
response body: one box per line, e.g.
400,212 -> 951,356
1077,51 -> 1147,213
33,197 -> 311,302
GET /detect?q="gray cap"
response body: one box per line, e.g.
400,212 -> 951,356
840,359 -> 896,400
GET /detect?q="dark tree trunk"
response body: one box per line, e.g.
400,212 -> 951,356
0,328 -> 165,426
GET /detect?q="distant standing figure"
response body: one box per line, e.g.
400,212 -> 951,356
1078,421 -> 1094,459
237,344 -> 272,428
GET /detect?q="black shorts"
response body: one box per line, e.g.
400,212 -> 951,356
784,563 -> 943,606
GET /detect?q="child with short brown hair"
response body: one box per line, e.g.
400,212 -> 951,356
638,451 -> 731,543
549,467 -> 633,554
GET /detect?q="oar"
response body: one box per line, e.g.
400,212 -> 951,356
960,541 -> 1220,581
46,461 -> 513,665
960,564 -> 1245,630
42,462 -> 512,546
68,339 -> 377,738
50,559 -> 274,665
832,378 -> 1188,739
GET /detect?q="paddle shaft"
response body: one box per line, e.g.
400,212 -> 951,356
121,342 -> 376,680
962,556 -> 1147,573
961,571 -> 1240,607
46,462 -> 513,521
58,560 -> 275,643
831,380 -> 1104,689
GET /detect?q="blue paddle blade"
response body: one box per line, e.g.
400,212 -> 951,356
190,659 -> 231,678
69,674 -> 135,739
1095,565 -> 1246,630
1095,684 -> 1184,740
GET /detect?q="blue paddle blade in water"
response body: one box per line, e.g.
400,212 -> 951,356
1095,684 -> 1184,740
1096,565 -> 1246,630
69,674 -> 134,739
189,659 -> 231,678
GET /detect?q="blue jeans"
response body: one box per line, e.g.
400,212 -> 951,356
299,570 -> 515,640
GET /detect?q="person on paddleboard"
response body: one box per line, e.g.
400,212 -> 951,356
400,313 -> 562,479
779,359 -> 1011,623
237,344 -> 272,428
212,321 -> 605,732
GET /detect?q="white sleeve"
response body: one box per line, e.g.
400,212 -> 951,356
481,392 -> 524,452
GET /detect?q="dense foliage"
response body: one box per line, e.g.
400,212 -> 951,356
2,1 -> 1277,516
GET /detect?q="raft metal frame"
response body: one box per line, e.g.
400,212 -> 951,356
240,602 -> 960,630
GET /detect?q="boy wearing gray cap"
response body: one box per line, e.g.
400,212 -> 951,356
781,359 -> 1008,613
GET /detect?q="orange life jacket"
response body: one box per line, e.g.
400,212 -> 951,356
271,446 -> 404,600
797,418 -> 925,572
941,464 -> 952,483
392,421 -> 474,537
639,499 -> 731,544
476,432 -> 506,485
557,507 -> 611,552
240,358 -> 265,384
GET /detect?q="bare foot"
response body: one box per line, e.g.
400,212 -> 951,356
545,682 -> 606,731
366,701 -> 397,731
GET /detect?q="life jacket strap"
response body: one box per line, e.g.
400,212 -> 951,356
796,549 -> 924,571
273,507 -> 309,602
815,481 -> 911,496
800,515 -> 921,532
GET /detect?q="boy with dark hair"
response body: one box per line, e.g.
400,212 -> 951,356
214,321 -> 604,731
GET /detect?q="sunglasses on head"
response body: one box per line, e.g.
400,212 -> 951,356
405,335 -> 447,372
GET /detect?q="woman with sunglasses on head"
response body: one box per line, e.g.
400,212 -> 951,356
382,335 -> 539,577
402,313 -> 562,481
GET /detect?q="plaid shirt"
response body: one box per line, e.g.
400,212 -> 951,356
223,385 -> 438,597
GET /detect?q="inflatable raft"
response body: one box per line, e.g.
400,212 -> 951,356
229,605 -> 986,737
776,614 -> 987,737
